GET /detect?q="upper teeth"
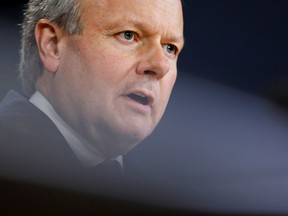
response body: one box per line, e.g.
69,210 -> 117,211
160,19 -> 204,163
135,93 -> 145,97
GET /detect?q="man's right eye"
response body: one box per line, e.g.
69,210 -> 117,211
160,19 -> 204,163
118,31 -> 137,42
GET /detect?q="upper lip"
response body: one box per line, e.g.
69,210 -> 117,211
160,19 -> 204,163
125,89 -> 154,106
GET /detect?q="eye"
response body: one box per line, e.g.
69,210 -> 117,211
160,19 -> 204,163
163,44 -> 177,56
119,31 -> 136,42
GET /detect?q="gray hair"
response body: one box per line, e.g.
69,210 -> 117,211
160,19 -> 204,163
19,0 -> 84,96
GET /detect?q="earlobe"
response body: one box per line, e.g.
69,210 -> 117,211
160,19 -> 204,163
35,19 -> 62,73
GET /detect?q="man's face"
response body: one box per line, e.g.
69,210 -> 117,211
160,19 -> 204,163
50,0 -> 184,158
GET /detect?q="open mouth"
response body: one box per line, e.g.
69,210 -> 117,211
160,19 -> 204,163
127,93 -> 149,106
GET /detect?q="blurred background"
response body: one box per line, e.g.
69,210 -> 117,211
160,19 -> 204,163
181,0 -> 288,102
1,0 -> 288,215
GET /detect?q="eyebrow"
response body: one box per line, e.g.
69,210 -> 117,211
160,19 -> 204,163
111,17 -> 185,48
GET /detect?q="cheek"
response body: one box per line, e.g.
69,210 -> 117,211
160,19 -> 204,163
161,71 -> 177,98
157,71 -> 177,115
85,51 -> 132,83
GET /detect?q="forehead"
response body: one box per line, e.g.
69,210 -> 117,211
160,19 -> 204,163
81,0 -> 184,40
82,0 -> 182,15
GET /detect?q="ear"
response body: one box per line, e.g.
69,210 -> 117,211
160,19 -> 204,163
35,19 -> 64,74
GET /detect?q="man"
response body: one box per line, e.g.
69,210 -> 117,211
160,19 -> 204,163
0,0 -> 184,197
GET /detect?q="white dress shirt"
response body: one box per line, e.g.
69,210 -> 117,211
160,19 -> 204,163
29,91 -> 122,167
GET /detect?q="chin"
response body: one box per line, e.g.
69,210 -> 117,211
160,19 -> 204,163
91,120 -> 156,157
127,124 -> 154,141
106,127 -> 153,157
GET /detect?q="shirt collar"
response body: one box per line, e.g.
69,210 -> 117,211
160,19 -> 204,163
29,91 -> 123,167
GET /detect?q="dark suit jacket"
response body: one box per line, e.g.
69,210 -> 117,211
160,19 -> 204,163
0,90 -> 135,194
0,90 -> 211,216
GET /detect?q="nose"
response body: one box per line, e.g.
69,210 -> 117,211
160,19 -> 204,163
136,45 -> 170,80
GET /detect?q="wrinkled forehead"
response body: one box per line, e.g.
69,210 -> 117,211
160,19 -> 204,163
81,0 -> 184,39
81,0 -> 182,9
81,0 -> 183,22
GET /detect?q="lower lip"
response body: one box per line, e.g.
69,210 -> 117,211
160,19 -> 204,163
122,96 -> 151,114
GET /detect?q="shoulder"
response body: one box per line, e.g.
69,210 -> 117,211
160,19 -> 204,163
0,90 -> 58,141
0,90 -> 72,149
0,91 -> 66,164
0,92 -> 82,182
0,90 -> 61,131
